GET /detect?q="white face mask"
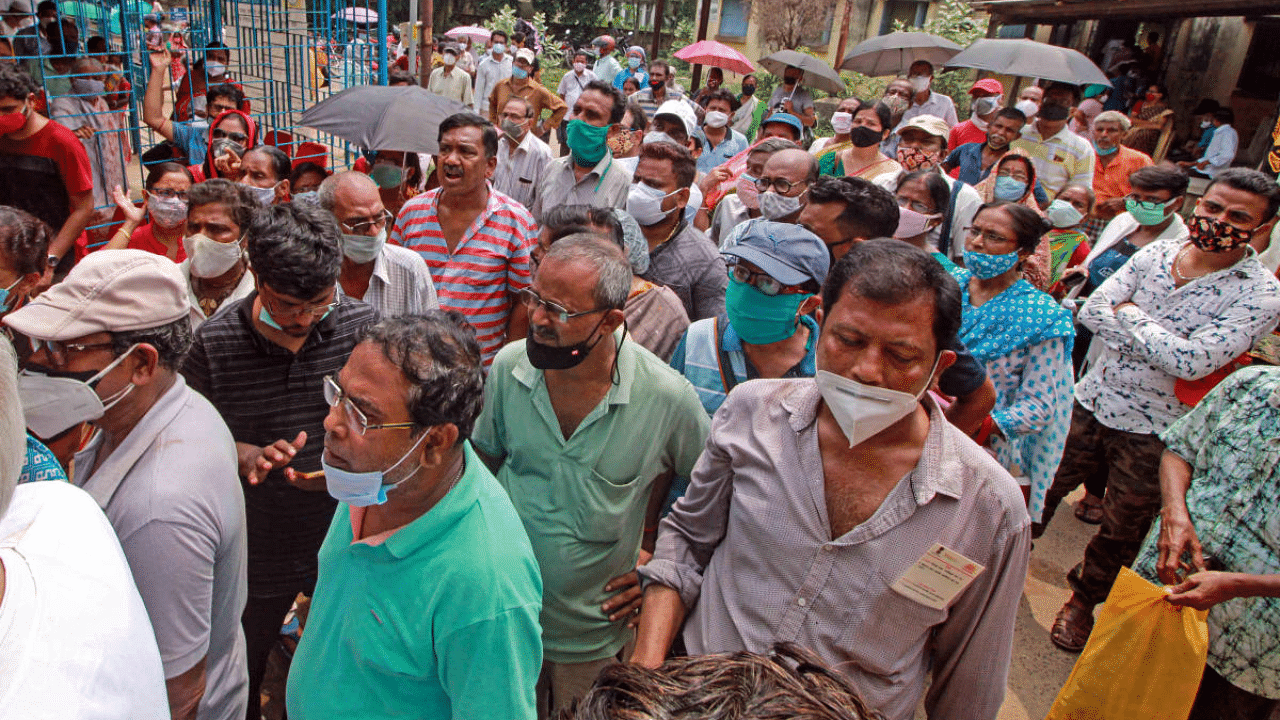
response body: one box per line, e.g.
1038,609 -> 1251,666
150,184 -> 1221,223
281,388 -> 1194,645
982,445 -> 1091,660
184,233 -> 245,278
758,189 -> 803,220
643,130 -> 680,147
703,110 -> 729,129
443,53 -> 457,66
814,354 -> 939,447
71,78 -> 105,97
627,182 -> 679,226
241,181 -> 278,207
970,114 -> 989,131
206,60 -> 227,77
1045,199 -> 1084,228
341,227 -> 387,264
573,62 -> 586,73
19,345 -> 139,438
909,75 -> 931,93
830,111 -> 854,135
147,194 -> 188,228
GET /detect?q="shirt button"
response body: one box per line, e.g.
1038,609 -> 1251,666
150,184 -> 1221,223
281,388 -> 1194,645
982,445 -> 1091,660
823,545 -> 834,553
797,598 -> 808,607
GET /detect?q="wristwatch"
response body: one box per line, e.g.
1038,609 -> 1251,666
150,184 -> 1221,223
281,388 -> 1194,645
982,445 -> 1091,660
46,254 -> 60,269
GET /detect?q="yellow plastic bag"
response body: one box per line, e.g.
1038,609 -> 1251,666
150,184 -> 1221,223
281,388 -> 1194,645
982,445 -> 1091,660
1045,567 -> 1210,720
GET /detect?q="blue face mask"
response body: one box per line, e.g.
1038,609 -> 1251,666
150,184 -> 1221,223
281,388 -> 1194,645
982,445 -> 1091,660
258,303 -> 333,332
321,432 -> 429,507
1093,141 -> 1118,156
993,175 -> 1028,201
725,276 -> 809,345
511,66 -> 529,80
0,276 -> 22,313
963,249 -> 1021,279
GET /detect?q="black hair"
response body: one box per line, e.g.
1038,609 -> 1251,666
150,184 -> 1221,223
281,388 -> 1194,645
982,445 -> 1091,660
1213,107 -> 1235,125
822,238 -> 961,352
0,64 -> 39,100
244,144 -> 291,182
703,87 -> 739,113
1129,165 -> 1190,196
290,161 -> 328,190
542,205 -> 626,251
188,178 -> 254,235
112,318 -> 193,371
387,69 -> 415,86
359,312 -> 485,440
0,205 -> 51,276
246,202 -> 343,299
897,170 -> 950,215
44,17 -> 75,56
649,59 -> 670,78
1044,81 -> 1081,105
584,79 -> 626,125
852,98 -> 891,131
807,176 -> 899,240
639,141 -> 696,189
975,201 -> 1048,254
206,82 -> 245,108
86,35 -> 107,54
143,161 -> 194,189
624,100 -> 649,132
438,111 -> 499,159
1207,167 -> 1280,222
489,29 -> 507,43
993,107 -> 1027,125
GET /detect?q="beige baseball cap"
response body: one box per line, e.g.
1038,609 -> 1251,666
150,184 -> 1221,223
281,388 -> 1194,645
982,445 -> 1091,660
515,48 -> 535,65
897,114 -> 950,139
4,249 -> 190,341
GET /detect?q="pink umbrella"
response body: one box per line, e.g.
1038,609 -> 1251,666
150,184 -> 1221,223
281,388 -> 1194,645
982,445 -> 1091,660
445,26 -> 491,43
674,40 -> 755,76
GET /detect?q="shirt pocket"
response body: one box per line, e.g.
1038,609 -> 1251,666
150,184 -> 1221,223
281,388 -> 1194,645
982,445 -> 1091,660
555,464 -> 647,544
836,566 -> 949,679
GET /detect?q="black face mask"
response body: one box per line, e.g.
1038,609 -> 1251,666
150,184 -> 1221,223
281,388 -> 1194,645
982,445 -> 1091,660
742,85 -> 756,96
525,315 -> 608,370
784,76 -> 798,86
849,126 -> 881,148
24,363 -> 100,383
649,79 -> 664,91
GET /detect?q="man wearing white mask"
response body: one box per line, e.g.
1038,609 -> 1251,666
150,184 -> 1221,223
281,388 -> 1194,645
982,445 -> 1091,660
475,29 -> 512,117
237,145 -> 291,206
948,78 -> 1004,151
632,239 -> 1030,720
719,147 -> 817,244
556,48 -> 597,157
494,96 -> 554,210
5,249 -> 250,720
701,137 -> 796,247
896,60 -> 958,132
179,179 -> 256,328
631,141 -> 726,321
693,88 -> 746,175
426,43 -> 474,108
318,171 -> 437,317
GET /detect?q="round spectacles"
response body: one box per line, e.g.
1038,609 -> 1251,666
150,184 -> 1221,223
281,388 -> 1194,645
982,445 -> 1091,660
728,262 -> 803,296
323,374 -> 417,436
754,176 -> 805,194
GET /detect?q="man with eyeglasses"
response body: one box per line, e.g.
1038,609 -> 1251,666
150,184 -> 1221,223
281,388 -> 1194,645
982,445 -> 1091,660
5,250 -> 250,720
182,203 -> 379,720
1039,167 -> 1280,655
318,171 -> 437,318
473,234 -> 708,718
286,313 -> 543,719
719,148 -> 817,248
493,96 -> 554,211
629,141 -> 726,321
143,44 -> 247,166
669,220 -> 826,416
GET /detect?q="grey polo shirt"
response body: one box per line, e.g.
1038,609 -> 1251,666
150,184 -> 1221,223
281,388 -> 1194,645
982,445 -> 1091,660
530,151 -> 631,220
73,376 -> 248,720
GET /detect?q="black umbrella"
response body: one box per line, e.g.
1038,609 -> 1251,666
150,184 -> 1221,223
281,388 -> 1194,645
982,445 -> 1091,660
300,85 -> 469,155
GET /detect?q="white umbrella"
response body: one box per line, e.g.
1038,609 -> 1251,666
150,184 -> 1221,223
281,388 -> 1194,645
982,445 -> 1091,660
334,7 -> 378,24
758,49 -> 845,95
944,38 -> 1109,86
839,31 -> 962,77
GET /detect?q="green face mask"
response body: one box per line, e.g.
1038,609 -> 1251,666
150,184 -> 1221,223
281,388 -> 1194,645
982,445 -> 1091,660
725,277 -> 809,345
566,119 -> 610,166
1125,196 -> 1176,226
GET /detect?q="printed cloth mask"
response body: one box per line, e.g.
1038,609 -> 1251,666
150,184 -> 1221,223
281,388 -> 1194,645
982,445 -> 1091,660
206,60 -> 227,76
321,431 -> 429,507
815,353 -> 939,447
342,227 -> 387,264
909,75 -> 931,93
830,112 -> 853,135
526,314 -> 608,370
606,130 -> 635,156
881,94 -> 909,116
0,276 -> 20,313
147,194 -> 188,227
993,175 -> 1028,201
963,248 -> 1021,279
1093,140 -> 1118,156
566,119 -> 610,166
500,118 -> 525,144
511,66 -> 529,80
1045,199 -> 1084,229
736,173 -> 760,210
725,278 -> 808,345
71,77 -> 105,96
242,181 -> 278,206
1125,196 -> 1176,226
758,189 -> 803,220
627,182 -> 679,226
893,206 -> 940,239
896,145 -> 939,172
1187,214 -> 1255,253
369,163 -> 404,189
849,126 -> 881,148
627,56 -> 641,69
19,345 -> 139,438
703,110 -> 729,129
0,105 -> 28,134
184,233 -> 244,278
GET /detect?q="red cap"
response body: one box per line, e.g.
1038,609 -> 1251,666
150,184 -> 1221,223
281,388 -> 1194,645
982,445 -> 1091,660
969,78 -> 1004,96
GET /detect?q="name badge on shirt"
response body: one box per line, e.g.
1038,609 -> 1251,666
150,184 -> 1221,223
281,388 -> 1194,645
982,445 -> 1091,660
890,543 -> 985,610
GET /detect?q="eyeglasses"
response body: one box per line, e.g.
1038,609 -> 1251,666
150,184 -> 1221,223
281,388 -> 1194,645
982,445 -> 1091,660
1126,194 -> 1176,211
963,226 -> 1016,245
726,262 -> 809,296
518,287 -> 606,324
211,128 -> 249,144
896,196 -> 936,215
339,209 -> 393,234
29,338 -> 115,367
261,292 -> 339,320
323,374 -> 416,436
754,176 -> 806,194
149,188 -> 188,201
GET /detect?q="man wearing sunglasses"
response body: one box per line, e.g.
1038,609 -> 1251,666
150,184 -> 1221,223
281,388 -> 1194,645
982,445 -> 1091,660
318,171 -> 438,317
182,203 -> 380,720
670,220 -> 827,416
473,235 -> 708,718
5,250 -> 250,720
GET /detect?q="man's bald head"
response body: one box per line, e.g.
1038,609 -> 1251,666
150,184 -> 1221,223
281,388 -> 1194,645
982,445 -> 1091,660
763,148 -> 819,187
317,171 -> 386,238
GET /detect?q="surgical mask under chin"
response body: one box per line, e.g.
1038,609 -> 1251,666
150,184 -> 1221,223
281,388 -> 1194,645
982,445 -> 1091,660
342,227 -> 387,264
627,182 -> 678,226
184,233 -> 245,278
1046,199 -> 1084,228
18,345 -> 139,438
970,114 -> 989,132
993,175 -> 1028,201
241,182 -> 278,207
321,432 -> 429,507
725,279 -> 808,345
1125,197 -> 1175,226
758,190 -> 802,220
369,163 -> 405,189
893,206 -> 940,239
815,355 -> 938,447
1094,141 -> 1118,156
963,248 -> 1021,279
830,111 -> 853,135
147,194 -> 188,228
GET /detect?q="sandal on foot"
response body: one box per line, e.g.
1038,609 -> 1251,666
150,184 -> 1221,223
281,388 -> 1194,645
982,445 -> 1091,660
1051,599 -> 1094,653
1074,495 -> 1105,524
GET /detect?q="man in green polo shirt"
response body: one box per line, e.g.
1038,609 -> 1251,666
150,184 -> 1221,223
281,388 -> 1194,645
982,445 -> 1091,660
473,234 -> 710,718
286,313 -> 544,720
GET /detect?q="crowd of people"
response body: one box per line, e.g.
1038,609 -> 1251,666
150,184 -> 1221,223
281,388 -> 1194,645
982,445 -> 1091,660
1,9 -> 1279,720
